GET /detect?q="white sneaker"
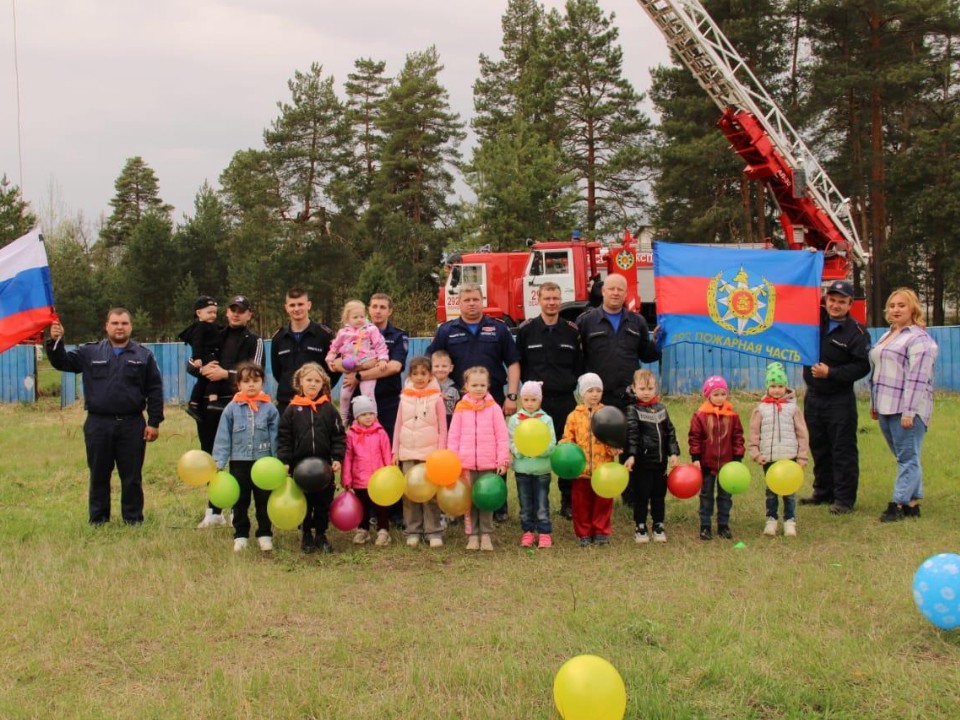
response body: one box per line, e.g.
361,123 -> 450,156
783,519 -> 797,537
466,535 -> 480,551
429,537 -> 444,548
233,538 -> 248,552
480,534 -> 494,552
763,517 -> 778,536
198,509 -> 228,529
353,529 -> 370,545
634,524 -> 649,544
406,535 -> 420,547
257,536 -> 273,552
652,524 -> 667,543
376,529 -> 391,546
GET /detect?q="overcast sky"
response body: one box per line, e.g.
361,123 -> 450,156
1,0 -> 670,229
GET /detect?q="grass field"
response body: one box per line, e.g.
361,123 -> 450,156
1,394 -> 958,719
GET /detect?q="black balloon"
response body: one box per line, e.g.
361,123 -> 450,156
292,457 -> 334,492
590,406 -> 627,448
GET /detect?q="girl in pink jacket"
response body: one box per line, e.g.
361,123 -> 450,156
393,356 -> 448,548
447,366 -> 510,552
342,395 -> 393,547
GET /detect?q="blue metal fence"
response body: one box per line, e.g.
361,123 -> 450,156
1,329 -> 956,406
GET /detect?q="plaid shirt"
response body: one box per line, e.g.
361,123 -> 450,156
869,325 -> 938,424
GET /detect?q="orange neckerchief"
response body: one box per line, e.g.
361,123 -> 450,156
761,396 -> 789,413
697,400 -> 738,417
289,393 -> 330,412
232,391 -> 272,412
455,394 -> 497,412
403,386 -> 440,398
516,410 -> 544,421
637,396 -> 660,407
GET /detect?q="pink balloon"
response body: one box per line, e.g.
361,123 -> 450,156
329,491 -> 364,532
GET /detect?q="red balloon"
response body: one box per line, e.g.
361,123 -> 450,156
329,491 -> 364,532
667,463 -> 703,499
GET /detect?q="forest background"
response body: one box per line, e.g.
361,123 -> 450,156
2,0 -> 959,339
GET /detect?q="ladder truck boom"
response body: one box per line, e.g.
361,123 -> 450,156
635,0 -> 868,281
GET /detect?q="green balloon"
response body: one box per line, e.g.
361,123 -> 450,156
208,470 -> 241,509
718,460 -> 751,495
551,443 -> 587,479
268,477 -> 308,531
472,472 -> 507,511
251,457 -> 286,491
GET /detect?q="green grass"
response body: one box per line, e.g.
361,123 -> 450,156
1,394 -> 959,719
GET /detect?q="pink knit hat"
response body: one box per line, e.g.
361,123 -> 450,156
519,380 -> 543,400
702,375 -> 728,397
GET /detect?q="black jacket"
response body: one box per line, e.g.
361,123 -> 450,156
277,401 -> 346,468
271,321 -> 339,405
625,401 -> 680,468
802,310 -> 870,395
186,324 -> 263,402
516,316 -> 582,398
577,307 -> 661,409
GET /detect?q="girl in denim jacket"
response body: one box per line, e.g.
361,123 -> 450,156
213,362 -> 279,553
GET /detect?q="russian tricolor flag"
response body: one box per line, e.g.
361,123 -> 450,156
0,229 -> 58,353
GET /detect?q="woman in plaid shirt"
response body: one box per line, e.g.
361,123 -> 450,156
869,288 -> 939,523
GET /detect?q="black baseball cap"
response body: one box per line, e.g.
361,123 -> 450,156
194,295 -> 218,310
825,280 -> 854,298
228,295 -> 251,311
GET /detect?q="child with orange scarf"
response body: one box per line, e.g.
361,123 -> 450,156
212,361 -> 279,553
689,375 -> 745,541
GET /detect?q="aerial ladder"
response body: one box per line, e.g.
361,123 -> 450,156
635,0 -> 868,282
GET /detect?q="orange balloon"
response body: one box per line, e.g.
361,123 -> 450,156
425,449 -> 462,487
436,479 -> 472,516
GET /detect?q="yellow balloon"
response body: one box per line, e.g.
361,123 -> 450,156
368,466 -> 406,507
436,479 -> 472,517
514,418 -> 551,457
766,459 -> 804,496
177,449 -> 217,487
553,655 -> 626,720
591,462 -> 629,499
404,463 -> 437,503
267,477 -> 307,531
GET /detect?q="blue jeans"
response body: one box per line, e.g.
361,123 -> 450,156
699,470 -> 732,527
515,472 -> 552,534
878,414 -> 927,504
762,462 -> 795,520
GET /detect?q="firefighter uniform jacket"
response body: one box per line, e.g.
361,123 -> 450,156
801,309 -> 871,396
271,321 -> 339,406
426,315 -> 520,405
516,316 -> 582,402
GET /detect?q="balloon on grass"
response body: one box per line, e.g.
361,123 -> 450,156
590,406 -> 627,448
251,456 -> 286,491
368,466 -> 406,507
329,491 -> 364,532
718,460 -> 751,495
208,470 -> 240,509
472,472 -> 507,511
551,443 -> 587,479
766,459 -> 804,496
436,479 -> 471,517
913,553 -> 960,630
667,464 -> 703,499
292,457 -> 334,493
514,418 -> 551,457
268,477 -> 307,531
591,462 -> 629,499
177,449 -> 217,487
425,449 -> 461,487
553,654 -> 626,720
403,463 -> 437,503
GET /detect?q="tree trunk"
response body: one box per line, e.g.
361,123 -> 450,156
868,10 -> 888,326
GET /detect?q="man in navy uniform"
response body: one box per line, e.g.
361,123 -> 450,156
46,309 -> 163,525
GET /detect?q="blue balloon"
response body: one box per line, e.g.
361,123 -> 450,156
913,553 -> 960,630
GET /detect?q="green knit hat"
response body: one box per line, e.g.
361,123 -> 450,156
766,362 -> 788,387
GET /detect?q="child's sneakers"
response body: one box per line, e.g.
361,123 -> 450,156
406,535 -> 420,548
634,524 -> 649,544
579,536 -> 593,547
520,531 -> 535,548
480,534 -> 494,552
699,526 -> 712,541
538,533 -> 553,549
763,517 -> 779,536
593,534 -> 610,546
783,519 -> 797,537
317,534 -> 334,554
198,508 -> 228,529
717,525 -> 733,539
429,537 -> 444,548
375,529 -> 391,546
652,523 -> 667,543
257,536 -> 273,552
353,529 -> 370,545
233,537 -> 248,552
466,535 -> 480,551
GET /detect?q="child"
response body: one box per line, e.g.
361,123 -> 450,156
342,395 -> 393,546
623,369 -> 679,544
211,361 -> 279,553
447,366 -> 510,551
689,375 -> 745,540
561,373 -> 619,546
326,300 -> 389,426
431,349 -> 459,429
507,381 -> 557,548
179,295 -> 221,420
748,362 -> 809,537
393,355 -> 448,547
278,363 -> 346,554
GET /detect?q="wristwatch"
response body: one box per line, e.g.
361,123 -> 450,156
506,393 -> 518,401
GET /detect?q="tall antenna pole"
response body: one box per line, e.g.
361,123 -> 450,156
12,0 -> 25,192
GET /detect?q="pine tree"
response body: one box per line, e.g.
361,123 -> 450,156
343,58 -> 392,212
99,157 -> 171,258
174,183 -> 231,301
117,211 -> 179,337
0,174 -> 37,247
